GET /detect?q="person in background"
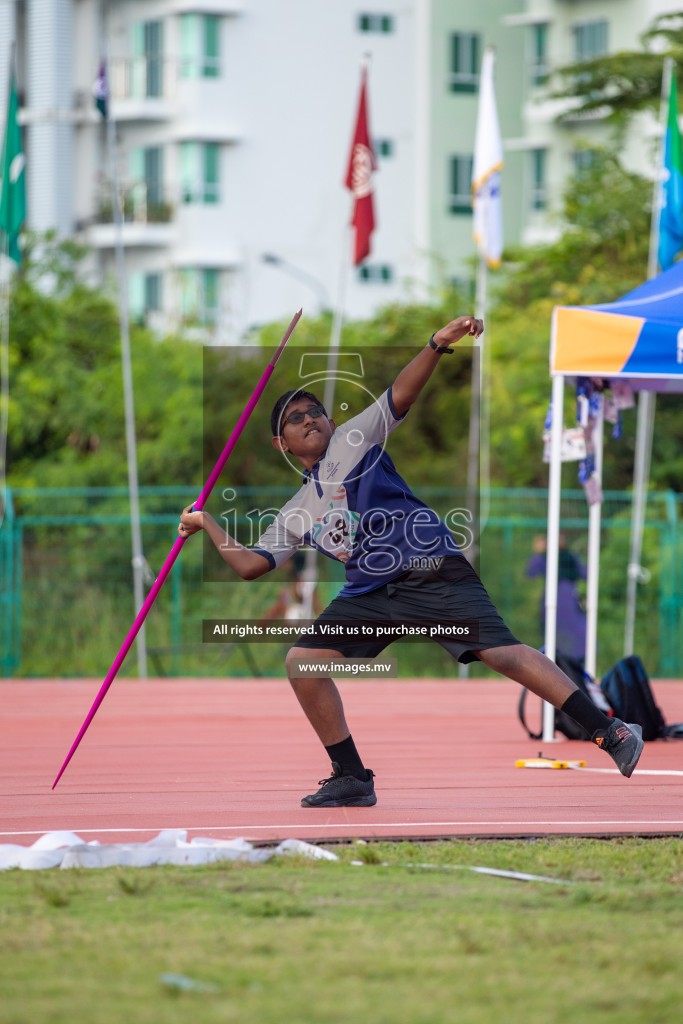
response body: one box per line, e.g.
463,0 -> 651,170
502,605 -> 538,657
260,551 -> 323,623
526,532 -> 587,662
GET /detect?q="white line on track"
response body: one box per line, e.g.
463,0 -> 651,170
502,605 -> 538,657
2,820 -> 683,839
570,767 -> 683,776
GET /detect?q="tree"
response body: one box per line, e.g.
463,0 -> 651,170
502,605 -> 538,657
548,13 -> 683,124
6,233 -> 204,491
497,150 -> 651,312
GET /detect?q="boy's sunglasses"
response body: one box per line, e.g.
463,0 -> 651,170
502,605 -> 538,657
281,403 -> 326,428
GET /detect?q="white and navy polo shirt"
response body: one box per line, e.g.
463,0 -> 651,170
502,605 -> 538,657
253,388 -> 461,596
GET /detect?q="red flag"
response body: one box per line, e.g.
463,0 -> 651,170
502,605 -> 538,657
344,68 -> 376,265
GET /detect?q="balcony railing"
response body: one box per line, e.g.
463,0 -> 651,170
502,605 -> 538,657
107,55 -> 224,103
109,57 -> 178,102
95,181 -> 174,225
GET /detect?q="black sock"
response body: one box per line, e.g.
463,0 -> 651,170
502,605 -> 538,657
561,690 -> 611,739
324,735 -> 366,779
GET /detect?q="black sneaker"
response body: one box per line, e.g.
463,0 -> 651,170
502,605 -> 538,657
594,719 -> 644,778
301,762 -> 377,808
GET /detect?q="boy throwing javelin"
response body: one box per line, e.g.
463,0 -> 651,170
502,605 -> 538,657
179,316 -> 643,807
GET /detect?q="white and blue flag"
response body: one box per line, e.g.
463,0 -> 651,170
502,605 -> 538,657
472,48 -> 503,268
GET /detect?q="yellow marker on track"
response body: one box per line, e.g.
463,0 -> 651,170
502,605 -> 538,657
515,757 -> 586,770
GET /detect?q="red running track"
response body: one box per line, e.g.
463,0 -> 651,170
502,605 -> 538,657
2,678 -> 683,846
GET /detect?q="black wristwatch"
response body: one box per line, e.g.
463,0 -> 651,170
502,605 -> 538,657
428,333 -> 454,355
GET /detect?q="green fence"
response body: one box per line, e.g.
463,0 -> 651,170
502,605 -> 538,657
1,485 -> 681,679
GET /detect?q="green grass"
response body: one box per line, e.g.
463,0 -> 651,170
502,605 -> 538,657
1,837 -> 682,1024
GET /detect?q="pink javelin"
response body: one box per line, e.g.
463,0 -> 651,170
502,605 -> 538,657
52,308 -> 303,789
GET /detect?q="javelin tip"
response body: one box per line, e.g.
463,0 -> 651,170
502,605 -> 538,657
270,308 -> 303,367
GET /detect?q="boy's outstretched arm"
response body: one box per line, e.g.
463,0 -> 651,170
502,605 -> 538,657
390,316 -> 483,417
178,505 -> 271,580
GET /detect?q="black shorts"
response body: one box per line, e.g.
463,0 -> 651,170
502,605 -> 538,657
293,555 -> 520,664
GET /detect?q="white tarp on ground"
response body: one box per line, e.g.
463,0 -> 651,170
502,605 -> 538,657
0,829 -> 338,871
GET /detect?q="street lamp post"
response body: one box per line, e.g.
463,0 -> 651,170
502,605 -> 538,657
260,253 -> 332,315
260,253 -> 336,619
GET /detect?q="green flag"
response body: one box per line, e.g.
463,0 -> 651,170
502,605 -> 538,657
658,69 -> 683,270
0,64 -> 26,264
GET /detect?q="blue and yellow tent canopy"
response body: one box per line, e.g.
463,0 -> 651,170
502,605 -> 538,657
551,259 -> 683,390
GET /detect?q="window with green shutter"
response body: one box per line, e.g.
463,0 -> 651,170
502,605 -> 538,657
449,155 -> 473,214
204,143 -> 219,203
573,148 -> 598,178
204,16 -> 220,77
145,21 -> 163,97
180,142 -> 198,203
358,264 -> 393,283
531,23 -> 549,86
145,273 -> 162,312
129,146 -> 164,218
180,142 -> 220,204
131,20 -> 164,97
130,23 -> 145,97
129,272 -> 145,322
358,13 -> 394,33
450,33 -> 480,93
530,148 -> 547,210
202,269 -> 219,321
130,272 -> 162,323
145,147 -> 163,206
180,268 -> 219,325
180,13 -> 221,78
180,14 -> 199,78
375,138 -> 394,158
574,20 -> 608,61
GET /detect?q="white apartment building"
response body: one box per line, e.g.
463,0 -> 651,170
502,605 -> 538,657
2,1 -> 429,341
0,1 -> 681,341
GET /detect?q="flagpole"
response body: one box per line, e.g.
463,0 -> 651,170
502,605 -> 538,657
323,221 -> 351,413
465,263 -> 483,563
647,58 -> 674,282
475,254 -> 490,534
308,60 -> 374,613
296,222 -> 353,619
292,61 -> 376,617
464,47 -> 502,676
0,241 -> 10,532
0,45 -> 23,532
623,56 -> 674,657
0,53 -> 10,529
467,47 -> 502,561
327,55 -> 373,410
103,59 -> 148,678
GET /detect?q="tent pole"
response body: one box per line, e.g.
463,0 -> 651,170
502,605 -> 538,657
624,57 -> 672,656
475,255 -> 490,536
584,395 -> 604,680
542,372 -> 564,741
624,389 -> 654,654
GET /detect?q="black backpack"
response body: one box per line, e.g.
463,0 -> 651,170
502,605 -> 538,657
518,650 -> 602,742
600,655 -> 667,741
